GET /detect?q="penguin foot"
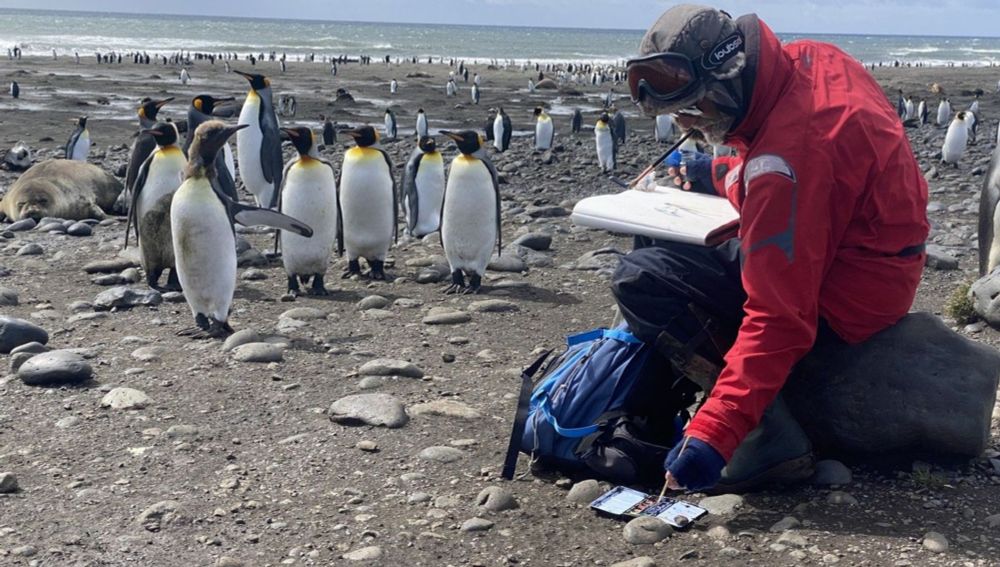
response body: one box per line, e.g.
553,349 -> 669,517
165,269 -> 182,292
307,274 -> 329,296
468,274 -> 483,295
369,260 -> 388,281
287,275 -> 301,297
342,259 -> 362,279
442,270 -> 466,294
204,318 -> 234,339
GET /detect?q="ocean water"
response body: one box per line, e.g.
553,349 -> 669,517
2,9 -> 1000,67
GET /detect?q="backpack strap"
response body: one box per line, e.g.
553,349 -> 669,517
502,349 -> 552,480
537,394 -> 601,438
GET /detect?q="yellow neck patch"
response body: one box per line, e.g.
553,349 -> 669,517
346,147 -> 381,161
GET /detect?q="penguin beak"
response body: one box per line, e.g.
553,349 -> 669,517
440,131 -> 462,142
140,129 -> 163,137
223,124 -> 249,140
154,97 -> 174,109
280,128 -> 298,140
234,70 -> 252,80
345,129 -> 363,139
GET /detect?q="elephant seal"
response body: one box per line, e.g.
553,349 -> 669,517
978,145 -> 1000,276
0,159 -> 123,221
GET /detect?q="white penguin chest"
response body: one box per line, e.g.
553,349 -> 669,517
281,159 -> 339,273
341,148 -> 394,256
442,157 -> 498,272
138,148 -> 186,218
237,94 -> 266,184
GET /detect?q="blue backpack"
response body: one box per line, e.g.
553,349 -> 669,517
503,324 -> 693,483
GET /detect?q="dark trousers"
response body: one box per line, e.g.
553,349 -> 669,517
611,236 -> 842,388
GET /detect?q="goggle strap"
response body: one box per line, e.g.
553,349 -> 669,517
700,31 -> 745,72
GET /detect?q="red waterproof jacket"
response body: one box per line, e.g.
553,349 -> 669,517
686,17 -> 929,460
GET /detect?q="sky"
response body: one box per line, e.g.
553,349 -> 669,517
2,0 -> 999,37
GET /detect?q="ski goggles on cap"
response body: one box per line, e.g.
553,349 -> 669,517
627,31 -> 745,106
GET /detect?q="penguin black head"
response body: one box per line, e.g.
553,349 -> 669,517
418,136 -> 436,153
533,107 -> 543,117
418,108 -> 425,114
441,130 -> 482,155
138,97 -> 173,121
234,70 -> 270,91
193,94 -> 236,116
189,120 -> 248,171
280,126 -> 316,156
346,125 -> 379,147
141,121 -> 179,147
599,112 -> 610,123
76,116 -> 88,128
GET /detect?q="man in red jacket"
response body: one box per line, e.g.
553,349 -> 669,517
613,5 -> 929,491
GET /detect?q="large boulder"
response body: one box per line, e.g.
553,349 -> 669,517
784,312 -> 1000,460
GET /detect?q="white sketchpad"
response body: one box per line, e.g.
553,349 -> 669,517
571,186 -> 740,246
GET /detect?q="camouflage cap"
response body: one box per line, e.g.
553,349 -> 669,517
640,4 -> 739,61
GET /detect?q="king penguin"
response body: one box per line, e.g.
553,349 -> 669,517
235,70 -> 283,208
493,107 -> 512,153
918,99 -> 928,126
321,114 -> 337,146
471,83 -> 480,105
65,116 -> 90,161
937,98 -> 951,127
416,108 -> 429,138
180,67 -> 190,85
278,126 -> 339,297
124,97 -> 173,209
125,121 -> 186,291
9,80 -> 18,99
979,144 -> 1000,275
390,78 -> 398,94
439,130 -> 501,295
172,120 -> 313,338
533,107 -> 554,151
339,125 -> 397,280
610,107 -> 627,145
595,112 -> 616,173
571,109 -> 583,134
184,94 -> 239,201
402,136 -> 445,238
942,111 -> 970,166
384,108 -> 398,140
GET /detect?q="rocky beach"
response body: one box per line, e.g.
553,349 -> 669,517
0,53 -> 999,566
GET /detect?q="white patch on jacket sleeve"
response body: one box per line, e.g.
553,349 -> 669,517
725,163 -> 742,189
744,154 -> 796,188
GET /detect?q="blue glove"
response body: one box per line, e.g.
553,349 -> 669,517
664,150 -> 713,193
663,437 -> 726,491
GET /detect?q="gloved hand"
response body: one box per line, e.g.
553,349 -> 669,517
663,436 -> 726,491
664,150 -> 713,193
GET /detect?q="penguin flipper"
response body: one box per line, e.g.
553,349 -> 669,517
215,153 -> 239,202
125,133 -> 155,197
258,100 -> 283,206
403,150 -> 423,235
379,149 -> 398,244
125,152 -> 154,249
502,116 -> 512,151
482,157 -> 503,255
335,170 -> 344,256
230,201 -> 313,237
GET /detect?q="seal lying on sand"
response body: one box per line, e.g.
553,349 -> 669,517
0,159 -> 123,221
